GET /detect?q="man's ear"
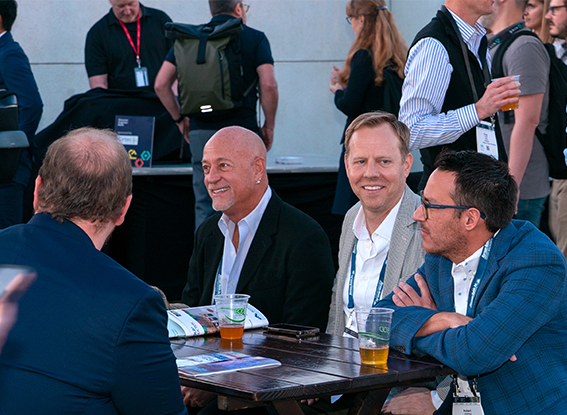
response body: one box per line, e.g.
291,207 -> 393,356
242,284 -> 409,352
462,208 -> 483,231
114,194 -> 133,227
33,176 -> 43,212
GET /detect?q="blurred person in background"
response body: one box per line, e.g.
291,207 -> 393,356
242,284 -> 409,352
329,0 -> 407,216
524,0 -> 553,42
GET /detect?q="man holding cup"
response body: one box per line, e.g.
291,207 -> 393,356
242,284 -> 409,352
399,0 -> 520,189
380,150 -> 567,414
482,0 -> 550,227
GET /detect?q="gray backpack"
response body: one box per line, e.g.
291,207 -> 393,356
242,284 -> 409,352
165,18 -> 257,118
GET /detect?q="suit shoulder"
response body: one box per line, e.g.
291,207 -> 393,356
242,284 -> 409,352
279,201 -> 326,233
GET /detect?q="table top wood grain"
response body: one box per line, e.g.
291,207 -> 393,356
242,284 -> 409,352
172,329 -> 453,413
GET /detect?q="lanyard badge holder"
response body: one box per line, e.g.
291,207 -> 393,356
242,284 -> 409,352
119,14 -> 149,88
441,7 -> 498,160
343,238 -> 388,339
452,375 -> 484,415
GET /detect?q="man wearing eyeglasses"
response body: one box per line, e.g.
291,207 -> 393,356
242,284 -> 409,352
156,0 -> 278,230
546,0 -> 567,260
380,150 -> 567,414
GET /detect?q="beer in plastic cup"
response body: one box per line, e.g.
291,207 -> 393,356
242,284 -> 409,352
356,308 -> 394,367
492,75 -> 520,111
214,294 -> 250,340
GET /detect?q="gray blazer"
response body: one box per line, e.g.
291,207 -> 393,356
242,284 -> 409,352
326,186 -> 425,336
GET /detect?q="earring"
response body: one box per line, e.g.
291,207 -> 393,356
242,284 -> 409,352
256,178 -> 261,184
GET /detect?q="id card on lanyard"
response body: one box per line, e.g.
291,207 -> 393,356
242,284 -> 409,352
119,14 -> 149,88
344,238 -> 388,338
452,236 -> 494,415
440,6 -> 499,160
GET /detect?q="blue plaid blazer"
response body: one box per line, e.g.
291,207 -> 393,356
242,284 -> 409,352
379,220 -> 567,414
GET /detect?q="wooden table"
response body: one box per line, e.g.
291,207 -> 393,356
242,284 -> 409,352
172,329 -> 453,415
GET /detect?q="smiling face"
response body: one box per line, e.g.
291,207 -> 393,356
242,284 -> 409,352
547,0 -> 567,38
109,0 -> 140,23
412,169 -> 469,263
524,0 -> 544,31
202,130 -> 265,223
345,123 -> 412,232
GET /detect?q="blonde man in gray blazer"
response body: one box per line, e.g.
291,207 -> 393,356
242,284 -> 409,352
327,112 -> 424,337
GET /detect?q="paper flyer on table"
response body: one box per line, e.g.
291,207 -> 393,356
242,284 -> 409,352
167,304 -> 269,338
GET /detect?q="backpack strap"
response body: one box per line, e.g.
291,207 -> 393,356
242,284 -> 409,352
490,28 -> 539,79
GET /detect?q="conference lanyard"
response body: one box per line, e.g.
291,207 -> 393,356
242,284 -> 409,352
213,256 -> 224,298
465,236 -> 494,317
347,238 -> 388,310
441,6 -> 491,103
118,14 -> 142,68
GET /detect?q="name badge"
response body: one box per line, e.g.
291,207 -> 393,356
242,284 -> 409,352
343,309 -> 358,339
476,121 -> 498,159
453,401 -> 485,415
134,67 -> 149,88
453,376 -> 484,415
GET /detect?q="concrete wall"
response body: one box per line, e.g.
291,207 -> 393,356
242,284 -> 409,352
11,0 -> 443,161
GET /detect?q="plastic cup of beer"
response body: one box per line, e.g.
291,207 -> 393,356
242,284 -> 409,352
492,74 -> 520,111
356,308 -> 394,367
213,294 -> 250,340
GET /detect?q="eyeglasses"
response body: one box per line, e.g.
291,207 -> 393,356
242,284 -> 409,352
419,191 -> 486,220
346,16 -> 353,24
241,2 -> 250,12
549,5 -> 567,15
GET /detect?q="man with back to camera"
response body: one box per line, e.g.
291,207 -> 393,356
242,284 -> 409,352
482,0 -> 550,228
85,0 -> 173,90
326,112 -> 424,338
155,0 -> 278,229
179,126 -> 334,410
0,0 -> 43,229
0,127 -> 187,415
546,0 -> 567,258
380,150 -> 567,414
399,0 -> 519,189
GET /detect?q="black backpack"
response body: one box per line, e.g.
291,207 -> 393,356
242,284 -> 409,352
492,30 -> 567,179
165,19 -> 257,119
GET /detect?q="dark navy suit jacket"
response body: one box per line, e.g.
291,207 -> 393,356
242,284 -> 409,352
0,214 -> 187,415
182,192 -> 335,331
0,31 -> 42,143
379,221 -> 567,414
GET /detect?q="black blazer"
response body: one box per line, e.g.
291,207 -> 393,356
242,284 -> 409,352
182,192 -> 335,331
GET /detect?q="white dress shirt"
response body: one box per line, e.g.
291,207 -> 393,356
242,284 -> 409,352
342,195 -> 403,329
400,8 -> 490,151
213,186 -> 272,300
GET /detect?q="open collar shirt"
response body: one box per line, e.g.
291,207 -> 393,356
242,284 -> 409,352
342,194 -> 403,319
214,186 -> 272,300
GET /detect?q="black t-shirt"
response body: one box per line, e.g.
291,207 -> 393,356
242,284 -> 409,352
165,14 -> 274,131
85,3 -> 172,90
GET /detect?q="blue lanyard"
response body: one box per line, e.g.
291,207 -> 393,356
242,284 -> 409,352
465,236 -> 494,317
347,238 -> 388,309
213,256 -> 223,298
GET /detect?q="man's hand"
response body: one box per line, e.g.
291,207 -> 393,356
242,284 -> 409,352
381,387 -> 436,415
261,125 -> 274,151
415,312 -> 473,337
180,386 -> 216,407
177,117 -> 190,144
475,76 -> 520,120
392,274 -> 437,310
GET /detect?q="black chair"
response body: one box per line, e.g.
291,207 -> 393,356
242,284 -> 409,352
0,90 -> 28,184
